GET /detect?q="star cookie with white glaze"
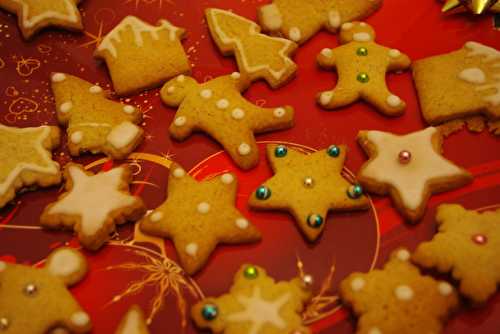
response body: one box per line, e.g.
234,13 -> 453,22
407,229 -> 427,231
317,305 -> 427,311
41,163 -> 146,251
248,144 -> 369,242
0,124 -> 61,209
206,8 -> 298,89
161,74 -> 294,170
317,22 -> 411,116
0,247 -> 91,333
115,305 -> 150,334
357,127 -> 472,222
191,264 -> 312,334
340,248 -> 459,334
51,72 -> 144,160
413,204 -> 500,304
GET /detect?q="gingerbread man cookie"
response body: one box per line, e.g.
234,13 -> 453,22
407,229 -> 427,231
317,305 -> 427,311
0,247 -> 91,333
51,72 -> 144,160
248,144 -> 369,242
161,74 -> 294,170
340,248 -> 459,334
206,8 -> 298,89
191,264 -> 312,334
115,305 -> 150,334
317,22 -> 411,116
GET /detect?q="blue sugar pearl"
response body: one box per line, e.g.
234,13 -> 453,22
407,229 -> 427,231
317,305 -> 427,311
307,214 -> 324,228
256,186 -> 271,200
274,145 -> 288,158
201,304 -> 218,321
327,145 -> 340,157
347,184 -> 363,199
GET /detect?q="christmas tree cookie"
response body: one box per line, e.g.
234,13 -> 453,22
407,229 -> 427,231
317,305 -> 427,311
115,305 -> 150,334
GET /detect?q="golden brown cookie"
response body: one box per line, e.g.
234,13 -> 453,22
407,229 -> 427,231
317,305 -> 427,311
160,74 -> 294,170
191,264 -> 311,334
51,72 -> 144,160
206,8 -> 298,89
248,144 -> 369,242
317,22 -> 411,116
95,16 -> 191,96
115,305 -> 150,334
340,248 -> 459,334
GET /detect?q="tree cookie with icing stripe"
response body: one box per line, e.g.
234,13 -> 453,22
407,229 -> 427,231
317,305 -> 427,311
161,74 -> 294,170
51,72 -> 144,160
95,16 -> 191,96
340,248 -> 459,334
115,305 -> 150,334
0,124 -> 61,209
191,264 -> 312,334
0,247 -> 91,333
41,163 -> 146,251
206,8 -> 298,89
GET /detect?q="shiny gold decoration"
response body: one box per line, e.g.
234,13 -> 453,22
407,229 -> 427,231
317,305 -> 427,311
6,97 -> 39,123
442,0 -> 500,14
80,20 -> 104,48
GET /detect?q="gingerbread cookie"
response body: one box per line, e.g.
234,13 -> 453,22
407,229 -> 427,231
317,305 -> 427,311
340,248 -> 459,334
357,127 -> 473,222
95,16 -> 191,96
0,247 -> 91,333
248,144 -> 369,242
191,264 -> 312,334
41,163 -> 146,251
115,305 -> 150,334
413,204 -> 500,304
161,74 -> 294,170
317,22 -> 411,116
0,124 -> 61,209
51,73 -> 144,160
206,8 -> 298,89
258,0 -> 382,44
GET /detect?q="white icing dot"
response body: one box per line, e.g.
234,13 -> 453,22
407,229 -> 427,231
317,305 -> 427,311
107,122 -> 140,149
458,68 -> 487,84
289,27 -> 301,42
60,101 -> 73,113
174,116 -> 187,127
47,249 -> 83,277
438,282 -> 453,296
173,168 -> 186,178
353,32 -> 372,42
389,49 -> 401,58
231,72 -> 241,79
321,48 -> 333,58
273,108 -> 286,118
238,143 -> 251,156
52,73 -> 66,82
89,85 -> 102,94
216,99 -> 230,109
394,285 -> 414,301
123,105 -> 135,114
185,243 -> 198,257
232,108 -> 245,120
396,249 -> 410,261
70,312 -> 90,327
200,89 -> 213,99
351,277 -> 366,291
368,327 -> 382,334
360,22 -> 368,27
341,22 -> 354,30
166,86 -> 176,94
197,202 -> 210,214
328,10 -> 341,28
0,261 -> 6,272
150,211 -> 163,222
220,173 -> 234,184
177,74 -> 186,82
236,218 -> 249,229
387,95 -> 402,107
70,131 -> 83,144
320,92 -> 333,106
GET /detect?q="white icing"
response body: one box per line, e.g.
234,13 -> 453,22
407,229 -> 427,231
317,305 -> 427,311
220,173 -> 234,184
387,95 -> 402,107
197,202 -> 210,214
394,285 -> 414,301
350,277 -> 365,291
52,73 -> 66,82
238,143 -> 251,156
0,261 -> 6,272
185,243 -> 198,256
260,4 -> 283,31
341,23 -> 354,30
320,92 -> 333,105
289,27 -> 301,42
166,86 -> 176,94
396,249 -> 411,261
174,116 -> 187,127
47,249 -> 82,277
438,282 -> 453,296
173,168 -> 185,178
353,32 -> 372,42
89,85 -> 102,94
389,49 -> 401,58
321,48 -> 333,58
200,89 -> 213,99
70,131 -> 83,144
106,122 -> 141,149
231,72 -> 241,79
465,41 -> 500,62
119,308 -> 142,334
177,74 -> 185,82
328,10 -> 341,28
216,99 -> 230,109
236,218 -> 249,229
232,108 -> 245,120
459,68 -> 487,84
13,0 -> 79,29
368,327 -> 382,334
123,105 -> 135,114
273,108 -> 285,118
150,211 -> 163,222
60,101 -> 73,113
70,311 -> 90,327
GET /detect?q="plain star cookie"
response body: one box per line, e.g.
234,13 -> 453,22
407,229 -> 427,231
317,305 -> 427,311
51,73 -> 144,160
206,8 -> 298,89
248,144 -> 369,242
115,305 -> 150,334
317,22 -> 411,116
257,0 -> 382,44
41,163 -> 146,251
413,204 -> 500,304
357,127 -> 473,222
160,74 -> 294,170
0,247 -> 91,333
0,124 -> 61,209
95,16 -> 191,96
191,264 -> 312,334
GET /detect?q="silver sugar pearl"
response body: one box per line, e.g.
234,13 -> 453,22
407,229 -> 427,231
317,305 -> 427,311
0,317 -> 9,330
303,177 -> 315,188
24,283 -> 38,296
302,274 -> 314,287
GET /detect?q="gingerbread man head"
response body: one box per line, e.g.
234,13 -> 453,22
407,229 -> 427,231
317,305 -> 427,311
339,21 -> 376,44
160,74 -> 200,108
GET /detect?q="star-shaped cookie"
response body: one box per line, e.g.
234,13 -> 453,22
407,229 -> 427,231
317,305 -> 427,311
139,164 -> 261,275
41,163 -> 146,251
413,204 -> 500,303
115,305 -> 150,334
0,124 -> 61,209
357,127 -> 473,222
248,144 -> 369,242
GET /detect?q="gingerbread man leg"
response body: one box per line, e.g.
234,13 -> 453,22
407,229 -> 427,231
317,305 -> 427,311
363,83 -> 406,117
318,82 -> 360,110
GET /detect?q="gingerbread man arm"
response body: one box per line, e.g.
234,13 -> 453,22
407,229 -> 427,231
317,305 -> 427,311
386,48 -> 412,72
317,48 -> 338,70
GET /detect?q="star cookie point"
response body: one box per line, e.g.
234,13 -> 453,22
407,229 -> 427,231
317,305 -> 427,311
115,305 -> 150,334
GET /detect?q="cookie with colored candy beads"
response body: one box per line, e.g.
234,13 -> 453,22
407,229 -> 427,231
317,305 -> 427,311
95,16 -> 191,96
206,8 -> 298,89
51,72 -> 144,160
413,204 -> 500,304
0,124 -> 61,209
248,144 -> 369,242
191,264 -> 312,334
357,127 -> 472,222
40,163 -> 146,251
160,73 -> 294,170
115,305 -> 150,334
317,22 -> 411,116
340,248 -> 459,334
257,0 -> 382,45
0,247 -> 91,333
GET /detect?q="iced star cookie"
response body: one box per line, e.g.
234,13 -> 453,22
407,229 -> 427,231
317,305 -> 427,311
248,144 -> 369,242
357,127 -> 473,222
340,249 -> 459,334
0,124 -> 61,209
161,74 -> 294,170
258,0 -> 382,44
51,72 -> 144,160
140,164 -> 261,275
206,8 -> 298,89
191,264 -> 312,334
115,306 -> 149,334
95,16 -> 191,96
0,247 -> 91,333
0,0 -> 83,39
413,204 -> 500,304
317,22 -> 411,116
41,163 -> 146,251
